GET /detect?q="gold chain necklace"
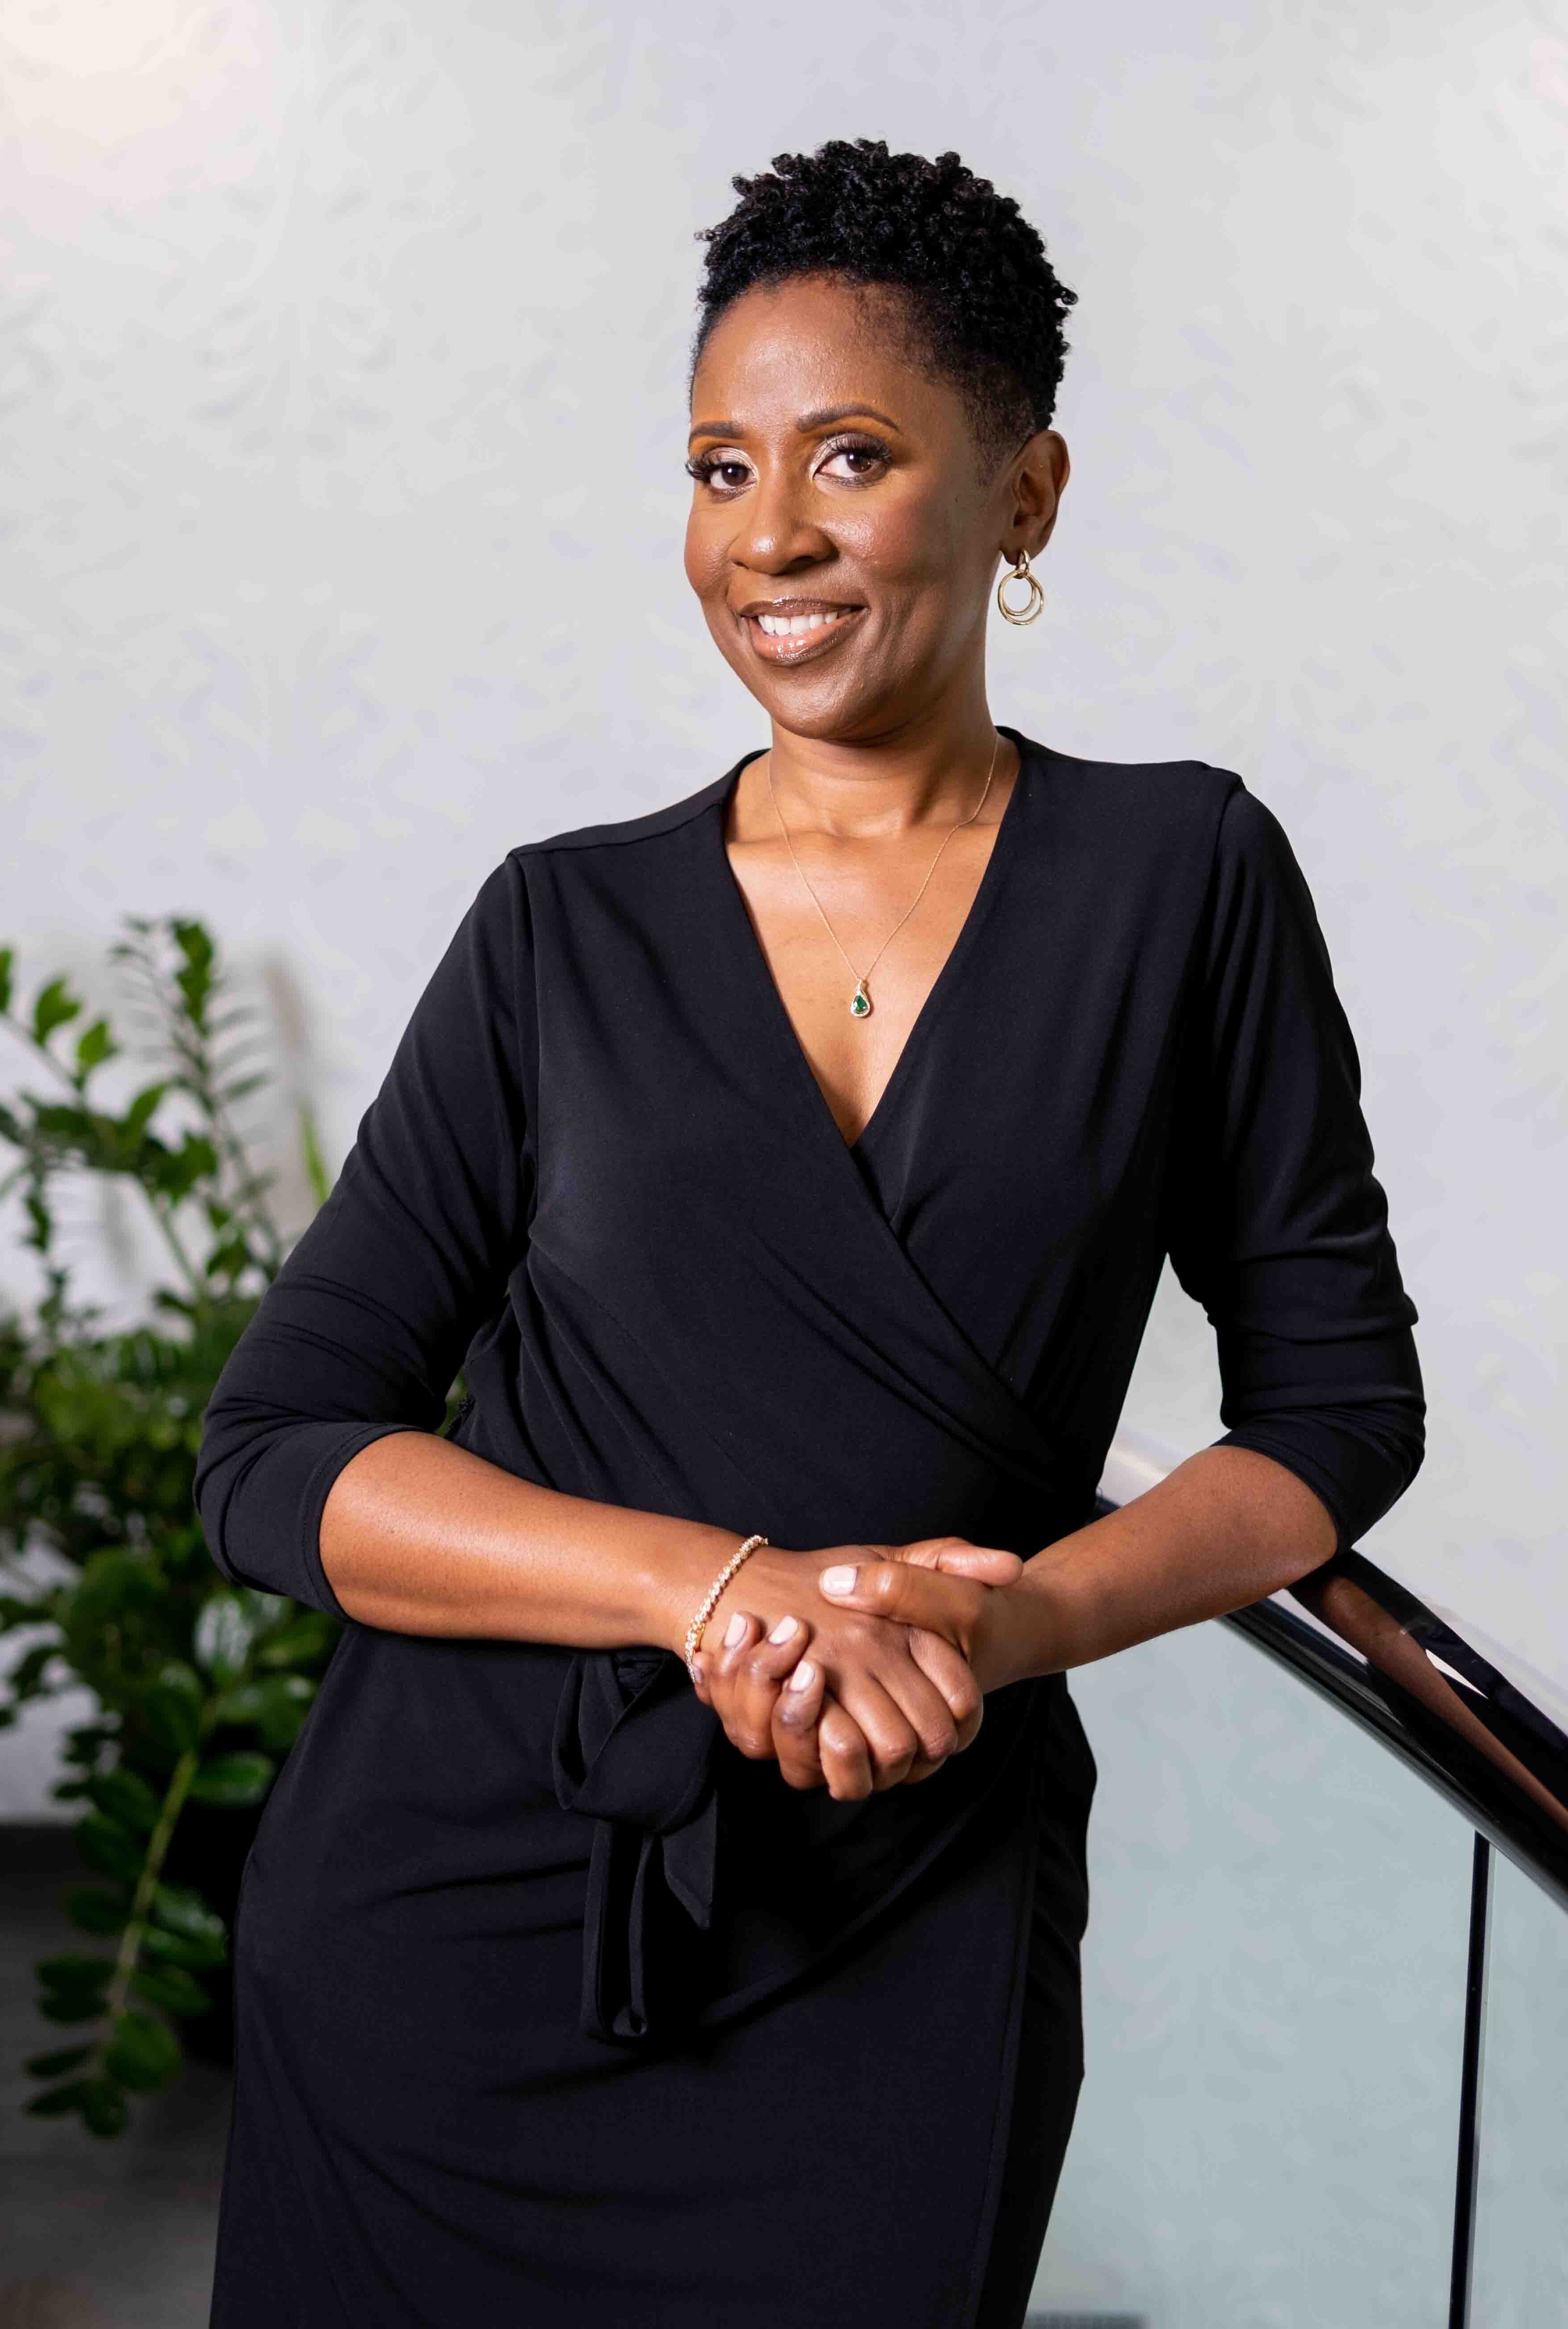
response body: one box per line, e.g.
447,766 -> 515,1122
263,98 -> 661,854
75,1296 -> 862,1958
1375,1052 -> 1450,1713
764,731 -> 1002,1020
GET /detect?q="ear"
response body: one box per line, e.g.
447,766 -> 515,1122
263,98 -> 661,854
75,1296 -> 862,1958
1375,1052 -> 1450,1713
999,428 -> 1069,563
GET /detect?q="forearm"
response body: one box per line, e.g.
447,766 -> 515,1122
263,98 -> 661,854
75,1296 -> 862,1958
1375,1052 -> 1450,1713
983,1444 -> 1338,1690
319,1429 -> 742,1656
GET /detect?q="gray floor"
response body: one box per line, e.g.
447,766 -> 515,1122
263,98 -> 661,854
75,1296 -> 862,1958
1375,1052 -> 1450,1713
0,1843 -> 229,2329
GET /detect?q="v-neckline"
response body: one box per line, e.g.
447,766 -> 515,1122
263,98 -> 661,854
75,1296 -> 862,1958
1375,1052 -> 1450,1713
709,727 -> 1033,1159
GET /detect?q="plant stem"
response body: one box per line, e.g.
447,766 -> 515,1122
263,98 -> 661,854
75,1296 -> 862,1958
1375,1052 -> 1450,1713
96,1743 -> 201,2039
148,1201 -> 206,1301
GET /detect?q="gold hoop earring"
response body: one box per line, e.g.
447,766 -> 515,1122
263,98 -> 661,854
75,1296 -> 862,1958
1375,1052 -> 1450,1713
996,550 -> 1045,626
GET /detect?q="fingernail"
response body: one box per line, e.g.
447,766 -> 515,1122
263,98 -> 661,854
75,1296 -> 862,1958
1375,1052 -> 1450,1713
723,1612 -> 747,1648
820,1565 -> 856,1596
788,1662 -> 815,1692
768,1615 -> 799,1644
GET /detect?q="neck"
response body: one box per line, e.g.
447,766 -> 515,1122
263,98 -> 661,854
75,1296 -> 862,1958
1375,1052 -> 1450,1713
759,683 -> 1008,838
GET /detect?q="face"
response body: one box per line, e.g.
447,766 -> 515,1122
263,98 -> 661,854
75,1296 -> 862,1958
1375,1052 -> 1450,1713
684,273 -> 1067,744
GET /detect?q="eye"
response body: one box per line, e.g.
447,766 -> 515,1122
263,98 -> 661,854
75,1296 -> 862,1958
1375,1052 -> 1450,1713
816,435 -> 892,484
686,451 -> 753,494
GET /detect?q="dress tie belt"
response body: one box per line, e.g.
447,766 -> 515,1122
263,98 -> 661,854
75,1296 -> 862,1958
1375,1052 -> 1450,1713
551,1646 -> 721,2044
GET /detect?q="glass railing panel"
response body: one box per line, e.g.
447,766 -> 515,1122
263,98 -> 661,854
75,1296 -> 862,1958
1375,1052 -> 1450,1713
1467,1849 -> 1568,2326
1027,1608 -> 1470,2328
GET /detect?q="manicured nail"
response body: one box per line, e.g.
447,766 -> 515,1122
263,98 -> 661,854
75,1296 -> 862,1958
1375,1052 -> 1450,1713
820,1565 -> 857,1596
788,1662 -> 816,1692
723,1612 -> 747,1648
769,1615 -> 799,1644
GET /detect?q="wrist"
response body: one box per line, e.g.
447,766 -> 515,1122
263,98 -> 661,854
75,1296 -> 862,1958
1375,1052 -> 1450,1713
635,1519 -> 766,1661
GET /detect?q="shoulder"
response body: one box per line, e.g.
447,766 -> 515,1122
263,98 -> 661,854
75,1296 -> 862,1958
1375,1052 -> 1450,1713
1023,735 -> 1240,845
1020,735 -> 1312,883
506,761 -> 743,865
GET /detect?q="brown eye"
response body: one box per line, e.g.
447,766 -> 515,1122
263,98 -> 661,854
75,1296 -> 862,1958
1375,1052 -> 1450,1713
685,453 -> 752,492
816,439 -> 891,483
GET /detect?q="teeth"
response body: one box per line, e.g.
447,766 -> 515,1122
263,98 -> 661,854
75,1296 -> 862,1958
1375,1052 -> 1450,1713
756,610 -> 847,638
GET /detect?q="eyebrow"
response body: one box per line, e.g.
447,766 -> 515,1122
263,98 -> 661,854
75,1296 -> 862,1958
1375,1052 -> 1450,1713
687,403 -> 904,446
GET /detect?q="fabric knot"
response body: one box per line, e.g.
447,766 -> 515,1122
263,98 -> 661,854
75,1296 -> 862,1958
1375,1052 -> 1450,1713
552,1647 -> 720,2044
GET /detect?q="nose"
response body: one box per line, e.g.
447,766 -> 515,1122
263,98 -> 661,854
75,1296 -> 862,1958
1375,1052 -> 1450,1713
728,462 -> 833,577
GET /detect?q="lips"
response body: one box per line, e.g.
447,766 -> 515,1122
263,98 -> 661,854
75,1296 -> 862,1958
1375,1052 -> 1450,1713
735,599 -> 865,667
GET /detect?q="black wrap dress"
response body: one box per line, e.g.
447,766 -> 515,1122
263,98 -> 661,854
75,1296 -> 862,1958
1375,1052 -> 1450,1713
195,728 -> 1424,2329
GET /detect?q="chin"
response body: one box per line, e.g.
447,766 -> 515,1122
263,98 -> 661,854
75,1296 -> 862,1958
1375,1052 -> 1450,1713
725,653 -> 895,744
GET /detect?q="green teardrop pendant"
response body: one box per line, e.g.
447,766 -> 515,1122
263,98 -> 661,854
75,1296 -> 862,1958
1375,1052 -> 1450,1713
849,985 -> 872,1019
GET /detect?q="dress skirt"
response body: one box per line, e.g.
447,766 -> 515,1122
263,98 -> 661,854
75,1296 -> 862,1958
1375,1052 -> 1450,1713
196,730 -> 1424,2325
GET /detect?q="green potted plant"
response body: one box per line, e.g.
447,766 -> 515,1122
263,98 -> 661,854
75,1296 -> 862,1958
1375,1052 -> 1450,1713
0,918 -> 337,2136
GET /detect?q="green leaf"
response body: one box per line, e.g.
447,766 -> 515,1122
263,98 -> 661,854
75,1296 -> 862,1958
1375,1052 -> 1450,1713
104,2010 -> 182,2093
124,1081 -> 168,1137
256,1612 -> 337,1669
81,2077 -> 130,2138
66,1886 -> 130,1937
24,2044 -> 94,2079
0,944 -> 12,1014
215,1671 -> 315,1748
130,1961 -> 210,2017
142,1922 -> 226,1970
32,977 -> 81,1045
38,1993 -> 106,2024
193,1591 -> 258,1682
6,1639 -> 59,1699
187,1750 -> 273,1808
38,1953 -> 114,1994
139,1662 -> 204,1756
26,2078 -> 94,2117
85,1768 -> 162,1836
150,1885 -> 227,1946
75,1018 -> 116,1074
299,1105 -> 330,1210
77,1815 -> 147,1884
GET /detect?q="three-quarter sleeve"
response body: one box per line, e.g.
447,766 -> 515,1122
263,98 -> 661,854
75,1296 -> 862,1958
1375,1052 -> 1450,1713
194,858 -> 533,1614
1165,781 -> 1425,1551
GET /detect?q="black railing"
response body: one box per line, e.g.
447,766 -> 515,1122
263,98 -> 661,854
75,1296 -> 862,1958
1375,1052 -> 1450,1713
1092,1451 -> 1568,2329
1214,1553 -> 1568,2329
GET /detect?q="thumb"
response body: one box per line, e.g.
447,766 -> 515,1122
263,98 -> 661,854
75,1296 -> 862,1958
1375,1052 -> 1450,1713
817,1559 -> 984,1648
933,1545 -> 1022,1586
893,1536 -> 1023,1587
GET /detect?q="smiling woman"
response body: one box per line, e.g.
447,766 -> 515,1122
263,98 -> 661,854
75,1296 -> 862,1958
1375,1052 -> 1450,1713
195,138 -> 1424,2329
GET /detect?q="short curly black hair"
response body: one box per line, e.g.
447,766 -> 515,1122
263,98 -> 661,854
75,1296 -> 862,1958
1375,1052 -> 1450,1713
692,139 -> 1077,470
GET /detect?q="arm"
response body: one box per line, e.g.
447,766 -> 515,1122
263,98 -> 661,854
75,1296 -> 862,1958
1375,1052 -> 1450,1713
192,860 -> 982,1789
194,860 -> 742,1646
819,782 -> 1425,1684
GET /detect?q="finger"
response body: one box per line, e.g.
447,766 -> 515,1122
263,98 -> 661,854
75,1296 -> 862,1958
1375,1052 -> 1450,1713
772,1654 -> 828,1789
818,1561 -> 985,1650
702,1606 -> 761,1665
908,1628 -> 984,1751
872,1646 -> 962,1772
895,1536 -> 1022,1588
817,1695 -> 873,1802
728,1614 -> 812,1760
833,1671 -> 922,1792
702,1608 -> 763,1749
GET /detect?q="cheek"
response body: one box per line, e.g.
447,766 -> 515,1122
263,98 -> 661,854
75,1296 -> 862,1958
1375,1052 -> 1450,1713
682,512 -> 725,605
845,490 -> 979,602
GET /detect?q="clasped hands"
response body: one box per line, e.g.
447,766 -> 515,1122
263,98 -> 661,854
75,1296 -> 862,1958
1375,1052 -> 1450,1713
689,1538 -> 1022,1803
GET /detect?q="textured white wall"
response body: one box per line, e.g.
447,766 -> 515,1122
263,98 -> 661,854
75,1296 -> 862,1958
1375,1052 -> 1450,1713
5,0 -> 1563,1691
1,2 -> 1564,2305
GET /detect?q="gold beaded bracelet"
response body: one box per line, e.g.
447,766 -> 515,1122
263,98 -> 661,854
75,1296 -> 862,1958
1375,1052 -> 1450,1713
682,1534 -> 769,1679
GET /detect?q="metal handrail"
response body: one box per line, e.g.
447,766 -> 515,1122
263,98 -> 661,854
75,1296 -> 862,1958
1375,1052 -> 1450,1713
1098,1438 -> 1568,1915
1099,1435 -> 1568,2329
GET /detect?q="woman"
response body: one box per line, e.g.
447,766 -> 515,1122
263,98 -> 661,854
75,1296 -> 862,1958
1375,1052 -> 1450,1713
197,140 -> 1424,2328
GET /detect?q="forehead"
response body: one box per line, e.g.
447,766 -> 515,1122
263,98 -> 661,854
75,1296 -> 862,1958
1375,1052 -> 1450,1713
691,274 -> 961,432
